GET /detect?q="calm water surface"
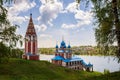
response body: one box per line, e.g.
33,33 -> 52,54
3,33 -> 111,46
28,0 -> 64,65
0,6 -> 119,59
40,54 -> 120,73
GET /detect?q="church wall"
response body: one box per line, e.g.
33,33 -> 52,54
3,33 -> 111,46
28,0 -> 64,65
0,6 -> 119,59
28,41 -> 31,53
29,56 -> 39,60
60,53 -> 64,57
62,61 -> 66,67
52,60 -> 62,66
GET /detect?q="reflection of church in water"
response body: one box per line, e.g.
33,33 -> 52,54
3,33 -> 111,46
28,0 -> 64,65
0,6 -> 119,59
22,14 -> 93,71
52,39 -> 93,71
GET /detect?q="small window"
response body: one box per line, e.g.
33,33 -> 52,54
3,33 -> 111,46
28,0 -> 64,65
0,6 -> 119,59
66,62 -> 68,66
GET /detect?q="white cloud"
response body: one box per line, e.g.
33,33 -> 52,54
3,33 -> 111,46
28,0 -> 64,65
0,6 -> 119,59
35,24 -> 47,32
48,21 -> 53,27
40,0 -> 47,4
65,2 -> 78,13
61,23 -> 76,29
61,18 -> 92,29
62,2 -> 93,29
7,15 -> 26,24
37,16 -> 41,21
7,0 -> 36,24
75,10 -> 92,21
9,0 -> 36,14
38,34 -> 56,48
39,0 -> 63,26
24,16 -> 29,20
39,34 -> 52,38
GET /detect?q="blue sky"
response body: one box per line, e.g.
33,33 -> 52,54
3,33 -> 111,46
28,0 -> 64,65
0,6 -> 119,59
6,0 -> 96,48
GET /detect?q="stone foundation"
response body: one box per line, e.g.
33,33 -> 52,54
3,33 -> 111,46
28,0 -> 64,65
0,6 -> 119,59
22,54 -> 39,60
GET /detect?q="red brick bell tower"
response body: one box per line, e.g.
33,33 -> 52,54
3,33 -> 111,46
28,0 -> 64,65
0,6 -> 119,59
22,13 -> 39,60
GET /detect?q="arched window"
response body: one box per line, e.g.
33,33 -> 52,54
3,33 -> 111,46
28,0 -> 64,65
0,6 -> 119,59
29,35 -> 31,41
66,62 -> 68,66
33,35 -> 36,41
33,36 -> 35,41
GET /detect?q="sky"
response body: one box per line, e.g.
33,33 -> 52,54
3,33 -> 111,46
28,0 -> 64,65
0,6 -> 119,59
5,0 -> 96,48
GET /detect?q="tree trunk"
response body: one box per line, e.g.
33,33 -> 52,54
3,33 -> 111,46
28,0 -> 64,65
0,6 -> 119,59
112,0 -> 120,57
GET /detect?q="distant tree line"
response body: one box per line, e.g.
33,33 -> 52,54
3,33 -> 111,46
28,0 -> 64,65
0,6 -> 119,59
72,46 -> 117,56
38,46 -> 117,56
38,48 -> 55,55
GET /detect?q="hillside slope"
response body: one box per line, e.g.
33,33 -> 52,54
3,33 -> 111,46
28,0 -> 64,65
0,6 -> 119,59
0,59 -> 119,80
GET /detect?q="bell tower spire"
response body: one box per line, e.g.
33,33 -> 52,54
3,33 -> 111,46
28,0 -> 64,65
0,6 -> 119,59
22,13 -> 39,60
30,13 -> 32,17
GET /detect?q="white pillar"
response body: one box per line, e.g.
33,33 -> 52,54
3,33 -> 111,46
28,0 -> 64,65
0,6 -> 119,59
27,55 -> 29,60
64,53 -> 66,59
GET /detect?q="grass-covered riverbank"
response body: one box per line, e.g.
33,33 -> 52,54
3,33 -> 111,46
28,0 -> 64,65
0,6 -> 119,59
0,59 -> 119,80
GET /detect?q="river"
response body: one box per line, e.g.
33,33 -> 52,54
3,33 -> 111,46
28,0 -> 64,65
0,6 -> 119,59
40,54 -> 120,73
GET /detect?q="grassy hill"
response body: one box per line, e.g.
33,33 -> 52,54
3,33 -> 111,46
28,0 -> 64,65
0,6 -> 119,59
0,59 -> 119,80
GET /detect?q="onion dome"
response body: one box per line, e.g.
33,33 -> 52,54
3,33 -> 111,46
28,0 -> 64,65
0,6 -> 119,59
68,44 -> 71,48
60,40 -> 66,48
56,44 -> 59,48
87,62 -> 93,67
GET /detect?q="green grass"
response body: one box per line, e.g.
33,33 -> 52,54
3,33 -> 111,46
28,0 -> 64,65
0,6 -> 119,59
0,58 -> 119,80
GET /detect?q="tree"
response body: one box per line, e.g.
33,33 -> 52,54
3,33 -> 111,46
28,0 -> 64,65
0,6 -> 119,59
10,48 -> 24,58
0,0 -> 22,62
0,0 -> 22,46
0,24 -> 22,47
0,42 -> 10,62
0,0 -> 14,25
76,0 -> 120,62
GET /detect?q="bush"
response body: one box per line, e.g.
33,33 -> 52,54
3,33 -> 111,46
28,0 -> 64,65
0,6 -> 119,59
11,49 -> 23,58
104,69 -> 110,74
0,42 -> 10,63
0,57 -> 9,63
